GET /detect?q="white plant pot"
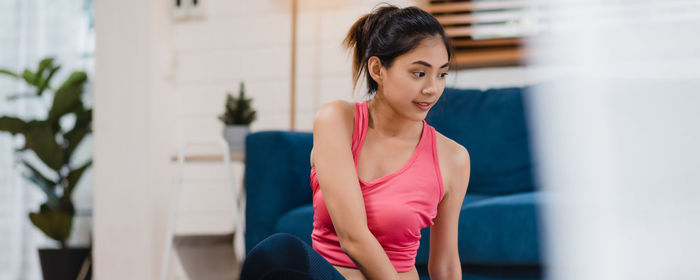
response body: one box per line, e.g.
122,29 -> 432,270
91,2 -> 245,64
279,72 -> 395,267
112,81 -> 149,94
223,125 -> 249,154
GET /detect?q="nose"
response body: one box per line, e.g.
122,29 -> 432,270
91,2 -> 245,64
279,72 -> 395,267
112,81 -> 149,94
422,77 -> 438,95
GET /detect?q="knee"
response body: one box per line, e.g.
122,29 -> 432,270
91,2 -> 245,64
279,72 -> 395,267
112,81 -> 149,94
241,233 -> 309,279
249,233 -> 305,256
246,233 -> 304,260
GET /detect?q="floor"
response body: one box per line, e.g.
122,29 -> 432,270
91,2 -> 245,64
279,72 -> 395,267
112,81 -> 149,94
172,233 -> 243,280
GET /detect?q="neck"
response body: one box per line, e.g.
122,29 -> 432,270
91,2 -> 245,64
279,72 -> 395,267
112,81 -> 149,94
367,90 -> 423,141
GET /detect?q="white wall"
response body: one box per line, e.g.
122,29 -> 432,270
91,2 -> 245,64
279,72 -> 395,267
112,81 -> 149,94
94,0 -> 537,279
94,0 -> 168,278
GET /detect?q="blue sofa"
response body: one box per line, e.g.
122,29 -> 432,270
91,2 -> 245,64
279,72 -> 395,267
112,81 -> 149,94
244,87 -> 544,279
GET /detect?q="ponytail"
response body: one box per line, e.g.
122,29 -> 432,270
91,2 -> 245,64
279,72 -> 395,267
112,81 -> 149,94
343,5 -> 400,96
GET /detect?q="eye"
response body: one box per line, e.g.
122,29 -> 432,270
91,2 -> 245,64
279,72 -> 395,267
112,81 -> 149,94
413,72 -> 425,78
439,72 -> 449,78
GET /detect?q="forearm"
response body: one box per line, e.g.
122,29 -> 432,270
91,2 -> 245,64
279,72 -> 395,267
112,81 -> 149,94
340,230 -> 400,280
428,259 -> 461,280
428,267 -> 461,280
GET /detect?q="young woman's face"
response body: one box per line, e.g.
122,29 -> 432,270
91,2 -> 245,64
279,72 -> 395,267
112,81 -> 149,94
376,36 -> 449,121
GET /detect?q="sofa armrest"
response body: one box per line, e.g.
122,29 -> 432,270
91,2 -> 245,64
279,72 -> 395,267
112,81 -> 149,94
244,131 -> 314,253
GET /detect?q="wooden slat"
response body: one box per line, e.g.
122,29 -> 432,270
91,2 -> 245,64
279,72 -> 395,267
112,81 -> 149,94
453,48 -> 526,69
445,24 -> 533,40
419,1 -> 529,13
444,26 -> 474,37
452,38 -> 523,48
436,11 -> 532,26
436,14 -> 475,25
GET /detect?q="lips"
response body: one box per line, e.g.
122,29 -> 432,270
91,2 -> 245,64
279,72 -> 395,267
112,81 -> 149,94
413,101 -> 433,111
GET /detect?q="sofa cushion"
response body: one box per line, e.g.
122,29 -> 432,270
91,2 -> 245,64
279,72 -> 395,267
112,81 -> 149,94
275,205 -> 314,245
457,191 -> 544,265
415,191 -> 543,266
426,87 -> 535,195
415,193 -> 495,264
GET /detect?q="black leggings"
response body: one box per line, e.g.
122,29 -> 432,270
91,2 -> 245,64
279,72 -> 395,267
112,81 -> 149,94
240,233 -> 347,280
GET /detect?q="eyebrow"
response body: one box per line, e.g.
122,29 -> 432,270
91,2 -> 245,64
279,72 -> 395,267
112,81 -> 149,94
411,60 -> 449,69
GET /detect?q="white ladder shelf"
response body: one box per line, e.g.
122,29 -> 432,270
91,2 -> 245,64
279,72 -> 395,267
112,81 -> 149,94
160,139 -> 246,280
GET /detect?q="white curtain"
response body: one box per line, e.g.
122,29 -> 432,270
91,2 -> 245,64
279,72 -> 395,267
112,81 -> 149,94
528,0 -> 700,279
0,0 -> 94,279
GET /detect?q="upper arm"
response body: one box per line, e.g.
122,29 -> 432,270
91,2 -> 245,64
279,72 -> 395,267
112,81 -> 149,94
428,138 -> 470,278
312,100 -> 371,244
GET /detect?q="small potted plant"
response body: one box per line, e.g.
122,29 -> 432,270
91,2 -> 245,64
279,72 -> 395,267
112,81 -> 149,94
218,82 -> 256,154
0,57 -> 92,280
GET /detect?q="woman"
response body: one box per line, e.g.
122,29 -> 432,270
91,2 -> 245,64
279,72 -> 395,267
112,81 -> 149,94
241,4 -> 470,280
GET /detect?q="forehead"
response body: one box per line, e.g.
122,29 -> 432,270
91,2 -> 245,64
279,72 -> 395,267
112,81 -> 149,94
394,36 -> 448,67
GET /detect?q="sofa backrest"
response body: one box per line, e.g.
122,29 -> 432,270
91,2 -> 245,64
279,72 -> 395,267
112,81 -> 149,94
244,131 -> 314,252
425,87 -> 535,195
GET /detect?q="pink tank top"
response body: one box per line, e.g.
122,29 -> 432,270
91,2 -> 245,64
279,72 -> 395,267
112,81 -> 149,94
309,100 -> 445,272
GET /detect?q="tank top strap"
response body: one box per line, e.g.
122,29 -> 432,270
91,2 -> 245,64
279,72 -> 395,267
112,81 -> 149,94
426,123 -> 445,202
351,100 -> 369,158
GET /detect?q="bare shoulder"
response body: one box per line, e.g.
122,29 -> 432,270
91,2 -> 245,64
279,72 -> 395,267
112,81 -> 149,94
435,131 -> 469,167
311,100 -> 356,167
434,131 -> 470,196
314,100 -> 354,123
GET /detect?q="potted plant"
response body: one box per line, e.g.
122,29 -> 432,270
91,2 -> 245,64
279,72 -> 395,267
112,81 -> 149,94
0,57 -> 92,280
218,82 -> 256,154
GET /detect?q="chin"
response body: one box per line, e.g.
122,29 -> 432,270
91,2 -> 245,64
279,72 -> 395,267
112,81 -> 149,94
409,110 -> 429,122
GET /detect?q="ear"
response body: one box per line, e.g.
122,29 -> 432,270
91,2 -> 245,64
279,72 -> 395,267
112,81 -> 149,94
367,56 -> 384,87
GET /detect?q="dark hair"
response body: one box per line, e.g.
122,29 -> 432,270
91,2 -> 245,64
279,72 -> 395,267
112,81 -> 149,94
343,3 -> 454,96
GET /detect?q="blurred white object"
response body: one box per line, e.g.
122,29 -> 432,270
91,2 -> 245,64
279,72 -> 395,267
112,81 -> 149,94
527,0 -> 700,279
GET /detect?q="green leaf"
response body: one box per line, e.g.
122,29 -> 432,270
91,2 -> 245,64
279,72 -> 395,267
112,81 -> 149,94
6,92 -> 41,100
244,111 -> 257,124
61,109 -> 91,160
73,108 -> 92,129
57,196 -> 75,213
57,71 -> 87,92
64,123 -> 90,159
23,173 -> 60,209
40,203 -> 50,212
46,71 -> 87,123
22,70 -> 38,86
29,209 -> 73,244
64,127 -> 89,158
22,159 -> 59,190
0,116 -> 27,135
23,121 -> 64,172
48,84 -> 83,124
0,69 -> 18,78
37,58 -> 55,76
65,160 -> 91,198
36,65 -> 60,97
